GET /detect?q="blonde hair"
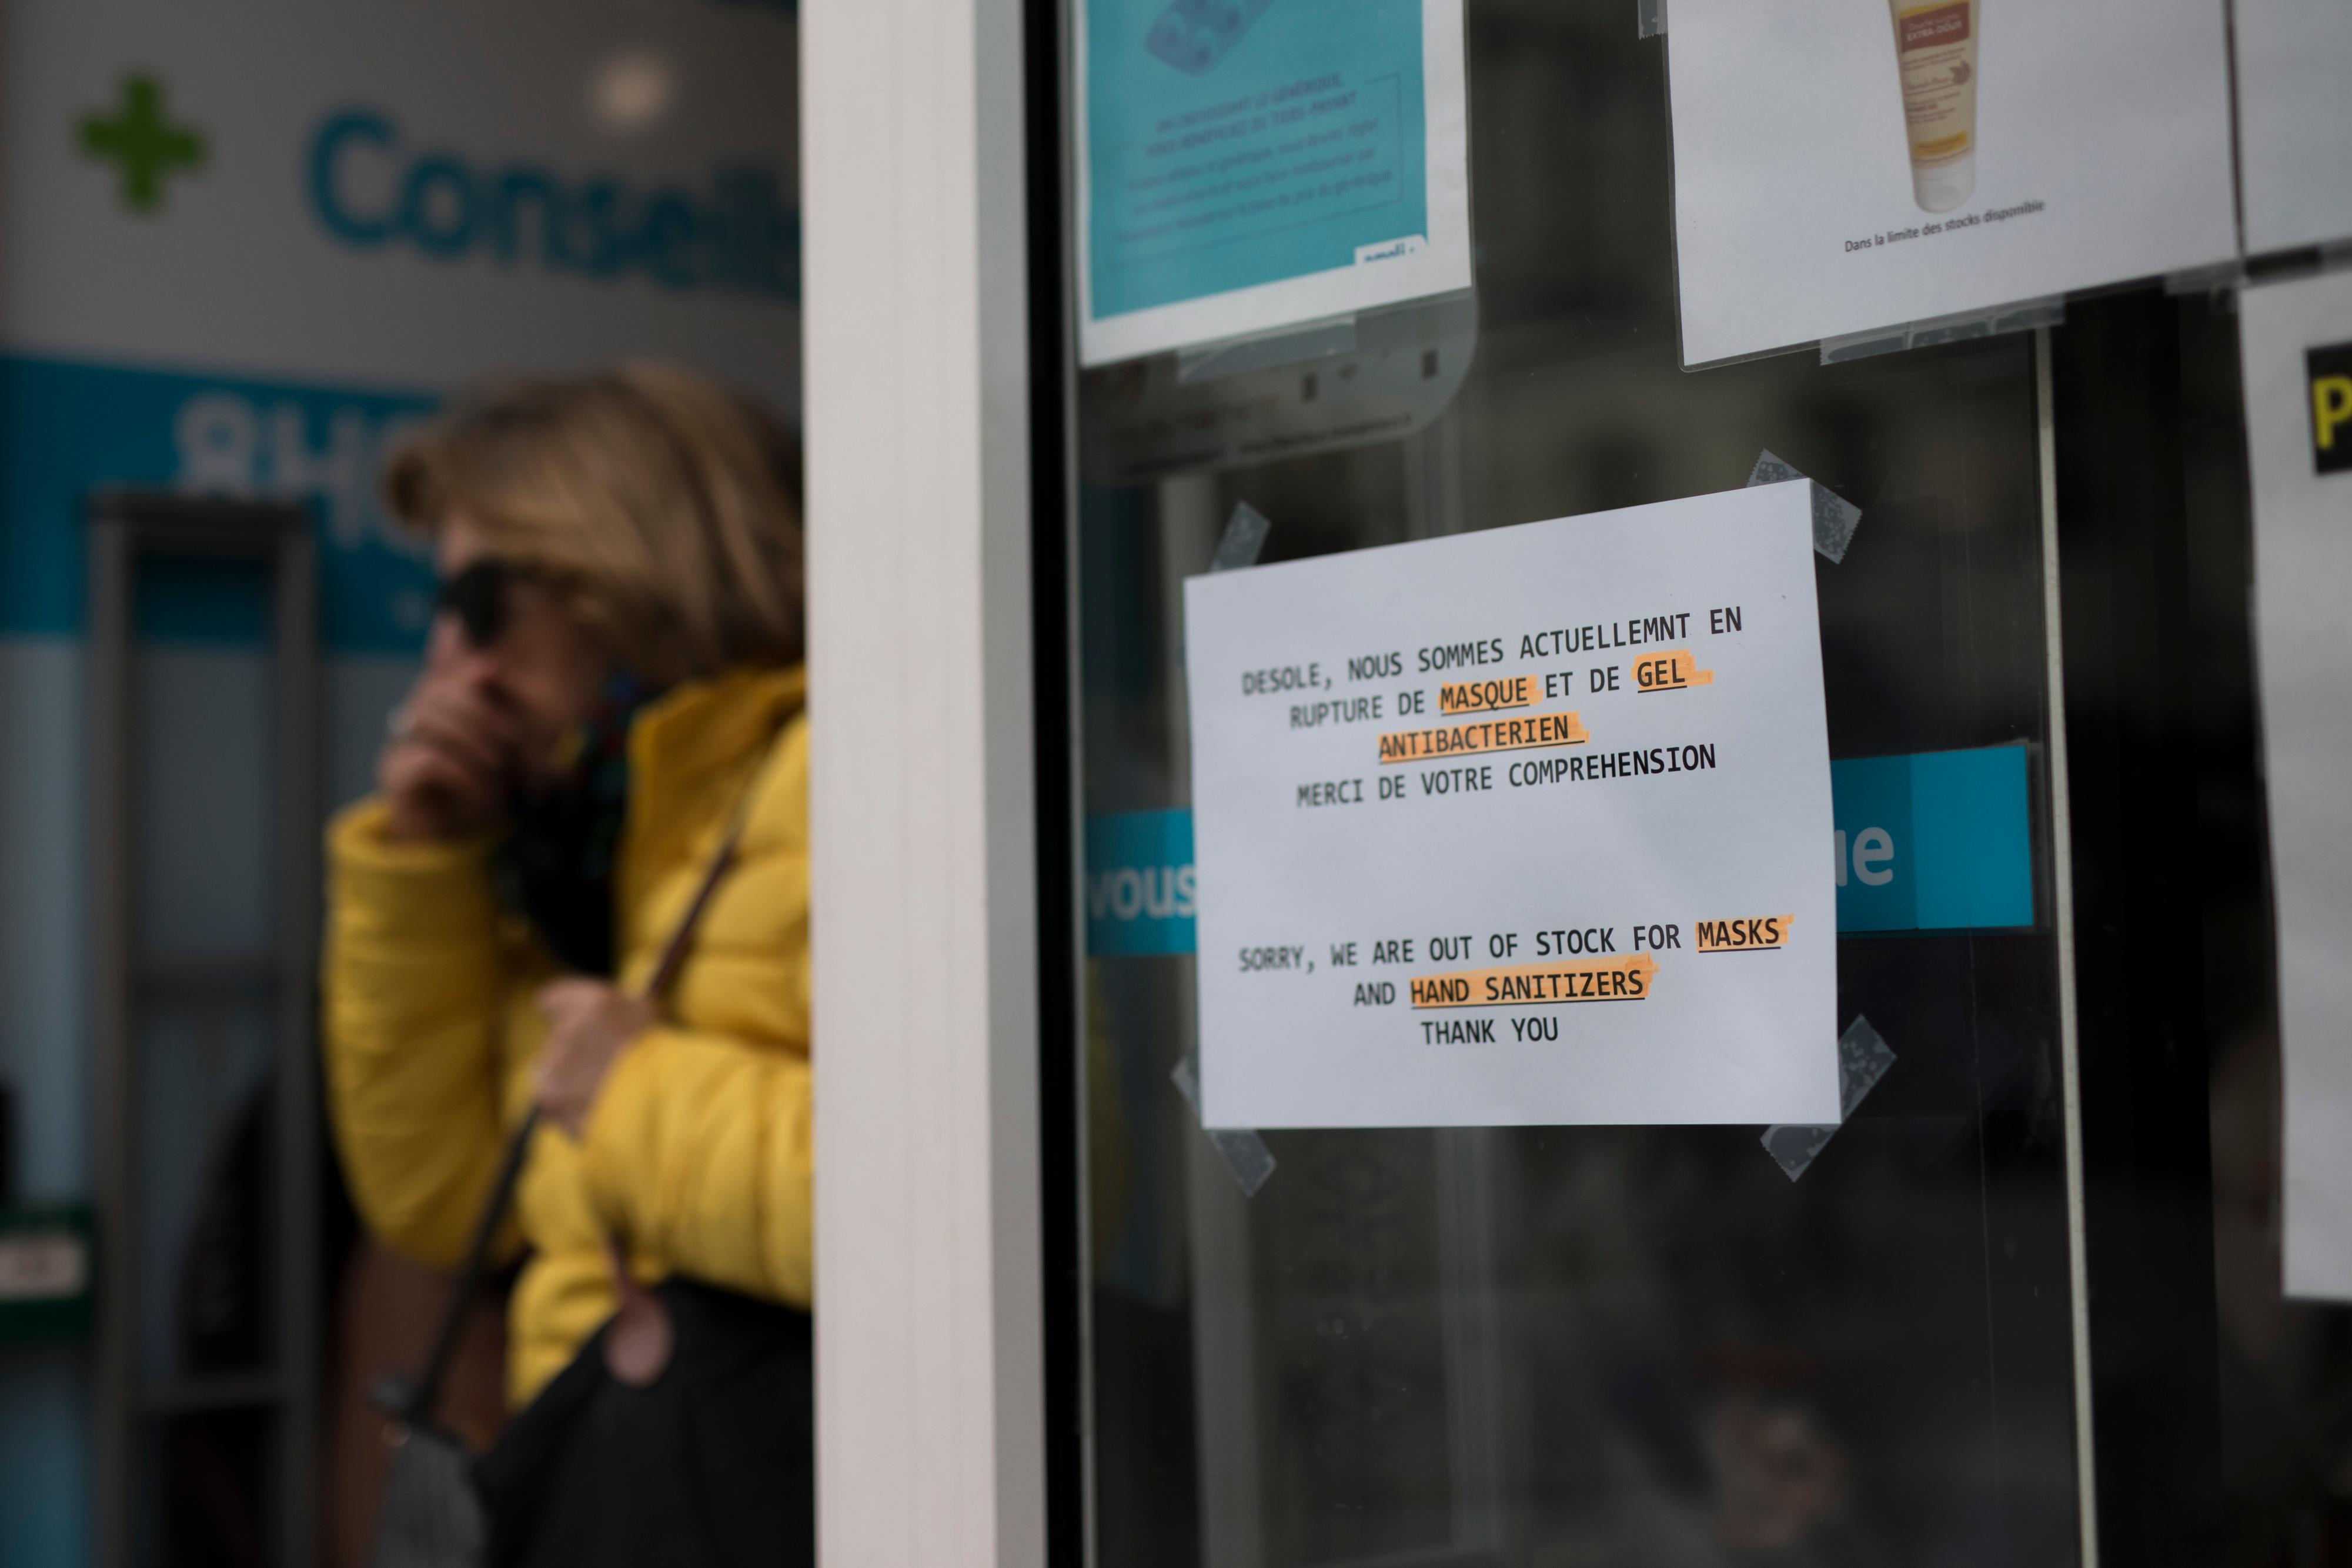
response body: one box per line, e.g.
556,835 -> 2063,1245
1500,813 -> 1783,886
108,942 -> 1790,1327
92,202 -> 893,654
384,363 -> 804,684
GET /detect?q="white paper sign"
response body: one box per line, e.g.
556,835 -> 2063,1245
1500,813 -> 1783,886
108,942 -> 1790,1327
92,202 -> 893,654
2236,0 -> 2352,256
1184,483 -> 1840,1129
2241,269 -> 2352,1302
1665,0 -> 2237,366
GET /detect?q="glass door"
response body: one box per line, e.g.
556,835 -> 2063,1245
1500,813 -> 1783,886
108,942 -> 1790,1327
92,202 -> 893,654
1040,0 -> 2329,1563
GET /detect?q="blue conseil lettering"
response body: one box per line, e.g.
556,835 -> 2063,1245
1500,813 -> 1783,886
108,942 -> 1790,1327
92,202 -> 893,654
306,106 -> 799,299
403,153 -> 475,258
310,110 -> 395,244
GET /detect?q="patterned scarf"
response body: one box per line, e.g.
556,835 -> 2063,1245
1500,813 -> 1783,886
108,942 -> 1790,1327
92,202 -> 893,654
492,674 -> 659,978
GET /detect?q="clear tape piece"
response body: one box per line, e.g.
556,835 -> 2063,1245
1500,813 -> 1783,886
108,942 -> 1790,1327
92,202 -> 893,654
1819,295 -> 2063,367
1178,504 -> 1278,1196
1636,0 -> 1666,36
1746,450 -> 1863,564
1177,315 -> 1359,385
2163,261 -> 2247,297
1172,1048 -> 1278,1196
1177,501 -> 1270,662
1761,1015 -> 1897,1182
1211,501 -> 1273,573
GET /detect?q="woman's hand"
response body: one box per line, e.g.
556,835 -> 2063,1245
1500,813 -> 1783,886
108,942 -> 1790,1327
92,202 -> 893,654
378,620 -> 521,844
535,979 -> 658,1138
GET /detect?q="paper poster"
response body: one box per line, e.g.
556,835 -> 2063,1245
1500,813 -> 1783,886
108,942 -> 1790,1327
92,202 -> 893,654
2235,0 -> 2352,256
1074,0 -> 1472,367
1665,0 -> 2237,366
2241,269 -> 2352,1302
1183,482 -> 1839,1129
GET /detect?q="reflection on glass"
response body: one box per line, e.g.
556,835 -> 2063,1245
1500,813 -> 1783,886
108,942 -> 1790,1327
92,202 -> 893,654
1073,0 -> 2079,1563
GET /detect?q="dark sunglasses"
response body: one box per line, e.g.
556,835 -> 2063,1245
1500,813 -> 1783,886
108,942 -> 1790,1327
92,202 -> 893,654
433,559 -> 521,650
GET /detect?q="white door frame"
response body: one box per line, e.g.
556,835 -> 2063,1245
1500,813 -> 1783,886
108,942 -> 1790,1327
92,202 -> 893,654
802,0 -> 1050,1560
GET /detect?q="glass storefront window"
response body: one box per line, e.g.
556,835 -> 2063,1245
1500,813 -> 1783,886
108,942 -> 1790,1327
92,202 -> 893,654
1041,0 -> 2350,1563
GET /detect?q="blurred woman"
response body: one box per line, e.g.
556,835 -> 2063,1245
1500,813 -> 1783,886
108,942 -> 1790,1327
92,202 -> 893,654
323,364 -> 811,1564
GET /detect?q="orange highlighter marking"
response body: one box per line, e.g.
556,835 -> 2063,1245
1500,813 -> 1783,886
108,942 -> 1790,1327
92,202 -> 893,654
1378,710 -> 1588,764
1438,674 -> 1538,716
1409,954 -> 1658,1008
1632,649 -> 1715,693
1694,915 -> 1795,952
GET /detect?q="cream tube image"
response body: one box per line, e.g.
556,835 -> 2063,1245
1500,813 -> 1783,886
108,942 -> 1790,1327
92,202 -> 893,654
1886,0 -> 1979,212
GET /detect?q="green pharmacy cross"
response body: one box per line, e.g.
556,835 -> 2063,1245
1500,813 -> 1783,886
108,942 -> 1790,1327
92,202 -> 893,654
79,72 -> 206,214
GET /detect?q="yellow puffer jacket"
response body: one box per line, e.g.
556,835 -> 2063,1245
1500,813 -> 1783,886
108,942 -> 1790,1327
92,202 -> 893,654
323,667 -> 811,1405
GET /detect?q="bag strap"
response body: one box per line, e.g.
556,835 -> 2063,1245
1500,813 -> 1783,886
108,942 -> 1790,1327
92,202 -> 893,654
386,731 -> 783,1426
